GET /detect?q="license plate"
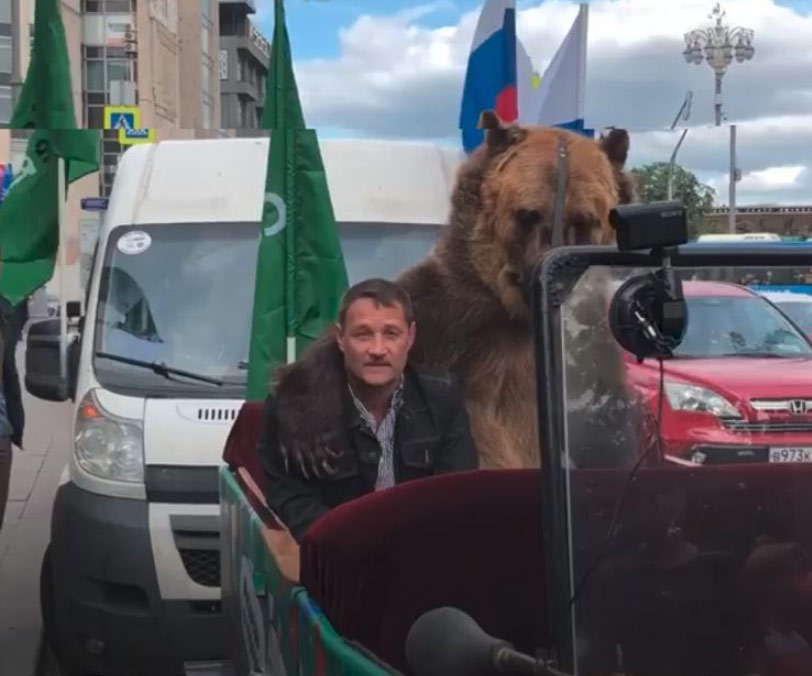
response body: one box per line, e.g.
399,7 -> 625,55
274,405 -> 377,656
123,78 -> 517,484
769,447 -> 812,463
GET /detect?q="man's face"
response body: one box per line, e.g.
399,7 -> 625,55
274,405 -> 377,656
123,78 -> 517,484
336,298 -> 415,388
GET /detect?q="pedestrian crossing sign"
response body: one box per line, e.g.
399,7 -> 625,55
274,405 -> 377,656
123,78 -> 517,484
104,105 -> 141,131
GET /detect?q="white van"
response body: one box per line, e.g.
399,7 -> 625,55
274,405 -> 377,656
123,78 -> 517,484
26,136 -> 461,676
696,232 -> 782,243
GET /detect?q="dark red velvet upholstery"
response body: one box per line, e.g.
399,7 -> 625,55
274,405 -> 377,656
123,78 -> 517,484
224,401 -> 812,675
223,402 -> 268,494
299,469 -> 548,674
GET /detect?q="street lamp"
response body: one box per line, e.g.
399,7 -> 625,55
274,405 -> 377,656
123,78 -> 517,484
683,3 -> 755,127
667,90 -> 693,201
683,3 -> 754,234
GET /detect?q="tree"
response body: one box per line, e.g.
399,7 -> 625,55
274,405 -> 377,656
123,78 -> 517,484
630,162 -> 716,238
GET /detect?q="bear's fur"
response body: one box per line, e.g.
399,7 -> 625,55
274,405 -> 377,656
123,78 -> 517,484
271,113 -> 634,471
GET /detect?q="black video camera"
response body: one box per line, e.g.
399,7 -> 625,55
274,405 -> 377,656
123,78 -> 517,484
609,201 -> 689,253
607,201 -> 689,360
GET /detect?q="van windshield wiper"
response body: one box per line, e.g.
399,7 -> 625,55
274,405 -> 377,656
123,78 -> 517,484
95,352 -> 224,386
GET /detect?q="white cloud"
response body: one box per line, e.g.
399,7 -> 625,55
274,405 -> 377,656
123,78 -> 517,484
738,165 -> 808,191
289,0 -> 812,204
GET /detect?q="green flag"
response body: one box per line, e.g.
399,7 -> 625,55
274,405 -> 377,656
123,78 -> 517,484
246,0 -> 349,401
0,0 -> 100,305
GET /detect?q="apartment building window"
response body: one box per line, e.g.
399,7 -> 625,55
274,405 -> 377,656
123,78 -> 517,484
0,36 -> 11,73
202,102 -> 212,129
83,45 -> 136,127
237,100 -> 245,128
201,3 -> 214,130
220,93 -> 229,127
0,87 -> 11,123
82,0 -> 135,12
202,60 -> 212,97
201,54 -> 213,129
219,12 -> 245,38
100,130 -> 122,196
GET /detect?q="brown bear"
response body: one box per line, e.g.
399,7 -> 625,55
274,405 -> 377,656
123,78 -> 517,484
271,112 -> 634,472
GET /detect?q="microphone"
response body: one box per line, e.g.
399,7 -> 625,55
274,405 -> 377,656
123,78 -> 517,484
405,607 -> 568,676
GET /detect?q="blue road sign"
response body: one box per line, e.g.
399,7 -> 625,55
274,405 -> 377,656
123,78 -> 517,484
81,197 -> 110,211
110,112 -> 136,130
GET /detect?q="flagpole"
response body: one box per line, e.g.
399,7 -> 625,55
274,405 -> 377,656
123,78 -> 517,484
279,0 -> 296,366
577,3 -> 588,126
57,157 -> 67,384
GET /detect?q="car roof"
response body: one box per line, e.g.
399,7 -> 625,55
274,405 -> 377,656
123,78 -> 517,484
682,281 -> 757,298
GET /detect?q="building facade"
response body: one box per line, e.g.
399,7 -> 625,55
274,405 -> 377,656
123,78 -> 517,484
219,0 -> 269,130
0,2 -> 10,124
2,0 -> 232,301
79,0 -> 222,196
702,205 -> 812,236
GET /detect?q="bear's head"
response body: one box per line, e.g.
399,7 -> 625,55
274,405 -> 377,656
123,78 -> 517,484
444,111 -> 633,321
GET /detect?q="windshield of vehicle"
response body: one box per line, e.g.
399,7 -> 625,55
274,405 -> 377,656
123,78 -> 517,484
92,222 -> 440,396
674,294 -> 812,358
549,260 -> 812,676
94,223 -> 259,395
773,300 -> 812,333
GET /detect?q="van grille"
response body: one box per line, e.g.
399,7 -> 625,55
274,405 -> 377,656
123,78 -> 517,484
170,514 -> 221,588
178,549 -> 220,587
197,407 -> 239,422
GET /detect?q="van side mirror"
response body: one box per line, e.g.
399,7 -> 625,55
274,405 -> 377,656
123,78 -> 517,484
66,301 -> 81,319
25,319 -> 80,402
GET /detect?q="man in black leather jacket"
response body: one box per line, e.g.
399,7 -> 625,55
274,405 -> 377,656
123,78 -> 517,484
258,279 -> 478,541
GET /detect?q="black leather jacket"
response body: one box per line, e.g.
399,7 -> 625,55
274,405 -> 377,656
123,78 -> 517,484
258,367 -> 478,541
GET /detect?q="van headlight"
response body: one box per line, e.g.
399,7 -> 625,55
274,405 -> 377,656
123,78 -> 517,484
664,381 -> 741,419
74,389 -> 144,483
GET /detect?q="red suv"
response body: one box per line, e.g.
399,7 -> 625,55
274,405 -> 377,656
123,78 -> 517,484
625,281 -> 812,465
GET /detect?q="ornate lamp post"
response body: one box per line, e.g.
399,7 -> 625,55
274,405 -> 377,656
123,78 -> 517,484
683,3 -> 755,127
683,3 -> 754,233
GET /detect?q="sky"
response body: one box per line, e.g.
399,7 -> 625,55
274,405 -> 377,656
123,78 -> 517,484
255,0 -> 812,206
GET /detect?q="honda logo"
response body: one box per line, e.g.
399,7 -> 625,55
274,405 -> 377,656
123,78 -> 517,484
789,400 -> 809,415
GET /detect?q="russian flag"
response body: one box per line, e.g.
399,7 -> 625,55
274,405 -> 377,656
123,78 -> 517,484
459,0 -> 519,153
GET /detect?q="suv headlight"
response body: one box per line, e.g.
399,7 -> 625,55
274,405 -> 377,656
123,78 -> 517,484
664,381 -> 741,418
75,389 -> 144,483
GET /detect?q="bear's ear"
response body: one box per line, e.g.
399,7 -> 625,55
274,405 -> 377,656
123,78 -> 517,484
599,127 -> 629,169
478,110 -> 527,150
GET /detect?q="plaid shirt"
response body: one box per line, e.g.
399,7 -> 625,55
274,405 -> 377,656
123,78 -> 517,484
348,379 -> 404,490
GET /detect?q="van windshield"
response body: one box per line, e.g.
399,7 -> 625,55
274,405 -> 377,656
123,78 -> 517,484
93,223 -> 259,396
